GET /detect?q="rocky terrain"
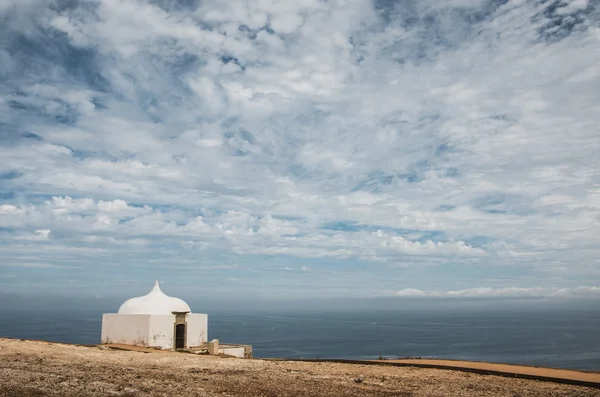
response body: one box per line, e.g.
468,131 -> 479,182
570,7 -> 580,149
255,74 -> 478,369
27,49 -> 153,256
1,338 -> 598,397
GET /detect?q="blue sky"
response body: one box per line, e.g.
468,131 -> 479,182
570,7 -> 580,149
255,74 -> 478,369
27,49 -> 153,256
0,0 -> 599,301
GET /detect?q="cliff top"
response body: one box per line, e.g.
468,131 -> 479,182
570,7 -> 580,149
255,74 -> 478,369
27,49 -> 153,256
0,338 -> 598,397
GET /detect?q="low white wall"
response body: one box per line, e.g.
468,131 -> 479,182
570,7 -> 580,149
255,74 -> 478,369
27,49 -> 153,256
101,314 -> 150,346
148,315 -> 176,349
220,347 -> 245,358
186,313 -> 208,347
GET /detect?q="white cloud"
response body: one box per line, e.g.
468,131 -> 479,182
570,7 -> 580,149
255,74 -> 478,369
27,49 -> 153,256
0,196 -> 486,261
34,229 -> 50,239
1,0 -> 599,296
394,288 -> 428,297
558,0 -> 590,13
0,204 -> 22,214
0,262 -> 67,269
392,286 -> 600,299
375,231 -> 485,256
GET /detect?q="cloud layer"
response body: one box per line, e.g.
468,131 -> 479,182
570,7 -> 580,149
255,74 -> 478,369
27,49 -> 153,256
0,0 -> 599,298
392,286 -> 600,299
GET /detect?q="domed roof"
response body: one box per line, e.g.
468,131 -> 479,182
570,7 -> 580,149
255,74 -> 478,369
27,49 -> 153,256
118,281 -> 191,315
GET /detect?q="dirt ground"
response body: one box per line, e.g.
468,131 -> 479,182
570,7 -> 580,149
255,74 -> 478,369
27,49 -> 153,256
1,338 -> 599,397
385,358 -> 600,383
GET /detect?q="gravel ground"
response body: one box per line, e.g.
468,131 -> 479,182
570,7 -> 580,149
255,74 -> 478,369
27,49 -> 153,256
1,338 -> 598,397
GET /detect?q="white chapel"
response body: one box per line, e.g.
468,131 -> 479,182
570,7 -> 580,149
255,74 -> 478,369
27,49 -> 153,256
101,281 -> 207,350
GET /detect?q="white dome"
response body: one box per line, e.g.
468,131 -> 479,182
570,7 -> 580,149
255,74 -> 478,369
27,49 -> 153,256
118,281 -> 191,315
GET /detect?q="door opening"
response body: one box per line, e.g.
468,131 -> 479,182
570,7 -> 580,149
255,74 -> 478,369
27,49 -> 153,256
175,324 -> 185,349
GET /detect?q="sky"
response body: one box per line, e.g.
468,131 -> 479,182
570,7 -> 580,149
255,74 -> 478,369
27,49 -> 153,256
0,0 -> 599,303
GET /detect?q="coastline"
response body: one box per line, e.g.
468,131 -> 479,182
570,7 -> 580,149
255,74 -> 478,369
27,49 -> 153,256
1,338 -> 600,396
267,358 -> 600,389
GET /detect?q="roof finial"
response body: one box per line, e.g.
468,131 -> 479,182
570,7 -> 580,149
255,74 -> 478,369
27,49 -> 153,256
151,280 -> 162,293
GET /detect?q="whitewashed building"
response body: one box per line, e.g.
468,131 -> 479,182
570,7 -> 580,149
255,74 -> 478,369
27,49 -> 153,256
101,281 -> 207,350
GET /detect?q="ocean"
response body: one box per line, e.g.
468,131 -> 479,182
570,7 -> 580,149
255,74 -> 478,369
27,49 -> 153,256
1,305 -> 599,371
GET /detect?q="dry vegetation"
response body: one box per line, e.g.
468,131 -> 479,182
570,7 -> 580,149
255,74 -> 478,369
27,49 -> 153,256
1,338 -> 598,397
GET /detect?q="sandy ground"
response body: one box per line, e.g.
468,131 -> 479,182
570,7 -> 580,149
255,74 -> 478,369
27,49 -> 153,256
1,338 -> 599,397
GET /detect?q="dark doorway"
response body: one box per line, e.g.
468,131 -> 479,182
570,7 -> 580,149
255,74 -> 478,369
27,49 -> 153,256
175,324 -> 185,349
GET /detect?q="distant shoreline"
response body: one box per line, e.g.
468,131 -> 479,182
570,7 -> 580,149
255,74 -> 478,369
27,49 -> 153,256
268,357 -> 600,374
267,357 -> 600,389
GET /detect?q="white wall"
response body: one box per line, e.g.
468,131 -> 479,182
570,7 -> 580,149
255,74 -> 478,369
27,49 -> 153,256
220,347 -> 245,358
148,315 -> 176,349
186,313 -> 208,347
101,312 -> 209,350
101,314 -> 150,346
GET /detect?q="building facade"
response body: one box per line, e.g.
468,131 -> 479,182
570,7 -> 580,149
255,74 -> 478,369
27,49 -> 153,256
101,281 -> 207,350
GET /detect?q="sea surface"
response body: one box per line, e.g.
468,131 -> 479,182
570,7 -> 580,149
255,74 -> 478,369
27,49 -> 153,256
1,305 -> 599,371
